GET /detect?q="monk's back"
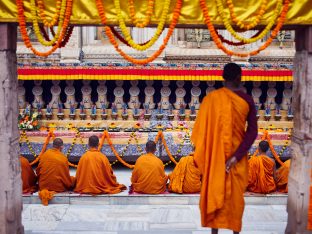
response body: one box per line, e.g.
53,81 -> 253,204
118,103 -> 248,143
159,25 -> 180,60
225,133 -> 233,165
248,155 -> 276,194
131,153 -> 167,194
75,149 -> 126,194
36,148 -> 73,192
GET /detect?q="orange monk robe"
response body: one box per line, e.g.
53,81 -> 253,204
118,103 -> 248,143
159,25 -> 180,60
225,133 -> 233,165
36,148 -> 75,192
275,159 -> 291,193
192,88 -> 251,232
74,149 -> 126,194
131,153 -> 168,194
20,156 -> 37,194
247,155 -> 276,194
168,155 -> 201,194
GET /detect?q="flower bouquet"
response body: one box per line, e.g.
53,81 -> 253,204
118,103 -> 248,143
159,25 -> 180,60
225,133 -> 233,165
18,110 -> 40,131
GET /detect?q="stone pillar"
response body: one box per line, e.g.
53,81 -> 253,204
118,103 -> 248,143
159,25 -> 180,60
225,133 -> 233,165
286,26 -> 312,234
0,23 -> 24,234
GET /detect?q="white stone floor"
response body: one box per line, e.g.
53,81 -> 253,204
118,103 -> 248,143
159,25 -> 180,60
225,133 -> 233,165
23,166 -> 288,233
23,204 -> 287,234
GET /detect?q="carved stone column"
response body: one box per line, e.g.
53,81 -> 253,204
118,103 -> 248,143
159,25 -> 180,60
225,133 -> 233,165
0,23 -> 24,234
286,26 -> 312,234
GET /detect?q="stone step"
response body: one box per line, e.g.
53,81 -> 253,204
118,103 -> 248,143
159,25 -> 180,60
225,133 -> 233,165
23,193 -> 287,205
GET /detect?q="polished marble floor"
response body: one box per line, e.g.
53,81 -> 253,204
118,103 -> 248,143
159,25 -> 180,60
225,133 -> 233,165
23,167 -> 288,233
23,204 -> 287,234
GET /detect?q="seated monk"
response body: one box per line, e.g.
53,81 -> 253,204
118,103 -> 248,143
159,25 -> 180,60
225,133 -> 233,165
20,156 -> 37,194
247,140 -> 276,194
275,159 -> 291,193
74,135 -> 126,194
168,153 -> 201,194
131,141 -> 168,194
36,138 -> 75,205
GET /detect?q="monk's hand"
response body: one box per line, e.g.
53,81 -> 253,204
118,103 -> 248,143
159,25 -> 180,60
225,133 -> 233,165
225,157 -> 237,173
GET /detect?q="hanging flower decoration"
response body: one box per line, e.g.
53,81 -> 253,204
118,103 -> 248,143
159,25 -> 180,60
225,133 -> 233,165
226,0 -> 268,30
200,0 -> 290,57
96,0 -> 183,65
128,0 -> 155,28
114,0 -> 171,51
16,0 -> 74,57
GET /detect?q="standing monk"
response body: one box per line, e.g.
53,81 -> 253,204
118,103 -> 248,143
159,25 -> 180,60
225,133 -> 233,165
191,63 -> 258,234
275,159 -> 291,193
20,156 -> 37,194
168,153 -> 201,194
36,138 -> 75,205
247,141 -> 276,194
75,135 -> 126,194
131,141 -> 168,194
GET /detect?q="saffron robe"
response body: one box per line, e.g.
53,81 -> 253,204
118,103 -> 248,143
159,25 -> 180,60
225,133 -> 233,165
36,148 -> 75,192
275,159 -> 291,193
168,155 -> 201,194
74,149 -> 126,194
247,155 -> 276,194
20,156 -> 37,194
131,153 -> 168,194
191,87 -> 257,232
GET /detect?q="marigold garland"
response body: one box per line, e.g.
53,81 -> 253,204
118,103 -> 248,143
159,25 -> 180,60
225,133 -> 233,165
16,0 -> 73,57
200,0 -> 290,57
37,0 -> 62,28
29,130 -> 54,166
226,0 -> 268,30
216,0 -> 283,44
250,130 -> 285,166
128,0 -> 155,28
30,0 -> 67,46
155,131 -> 178,165
96,0 -> 183,65
216,29 -> 264,46
113,0 -> 171,51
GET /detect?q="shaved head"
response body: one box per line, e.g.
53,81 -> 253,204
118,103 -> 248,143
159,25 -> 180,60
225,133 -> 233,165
53,138 -> 63,149
89,135 -> 99,148
146,141 -> 156,153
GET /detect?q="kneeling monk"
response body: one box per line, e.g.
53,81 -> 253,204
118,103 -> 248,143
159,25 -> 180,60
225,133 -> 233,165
131,141 -> 167,194
75,135 -> 126,194
168,153 -> 201,194
20,156 -> 37,194
275,159 -> 291,193
247,140 -> 276,194
36,138 -> 76,205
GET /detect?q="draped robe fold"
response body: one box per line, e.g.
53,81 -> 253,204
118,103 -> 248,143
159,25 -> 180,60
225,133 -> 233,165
74,149 -> 126,194
275,159 -> 291,193
168,155 -> 201,194
20,156 -> 37,194
131,153 -> 168,194
247,155 -> 276,194
191,87 -> 250,232
36,148 -> 75,192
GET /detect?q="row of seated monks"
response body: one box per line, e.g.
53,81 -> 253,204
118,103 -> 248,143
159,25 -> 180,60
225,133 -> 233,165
20,136 -> 290,205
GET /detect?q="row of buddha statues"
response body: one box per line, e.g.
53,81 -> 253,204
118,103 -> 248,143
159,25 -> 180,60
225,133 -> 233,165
18,80 -> 293,115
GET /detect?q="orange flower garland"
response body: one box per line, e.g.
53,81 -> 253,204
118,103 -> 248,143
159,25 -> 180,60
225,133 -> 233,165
200,0 -> 290,57
96,0 -> 183,65
128,0 -> 155,28
98,130 -> 135,169
37,0 -> 62,28
29,130 -> 54,166
227,0 -> 268,30
16,0 -> 73,57
250,130 -> 285,166
154,131 -> 178,165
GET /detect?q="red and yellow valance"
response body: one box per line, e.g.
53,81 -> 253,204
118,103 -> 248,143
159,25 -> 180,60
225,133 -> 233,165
18,64 -> 293,81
